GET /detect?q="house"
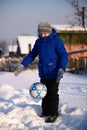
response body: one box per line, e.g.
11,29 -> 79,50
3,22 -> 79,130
8,44 -> 17,57
52,24 -> 87,44
15,35 -> 37,56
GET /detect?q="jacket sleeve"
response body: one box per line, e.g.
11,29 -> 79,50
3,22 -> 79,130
21,42 -> 38,67
56,38 -> 68,70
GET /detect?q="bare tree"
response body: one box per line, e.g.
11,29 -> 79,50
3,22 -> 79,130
0,40 -> 8,57
65,0 -> 87,28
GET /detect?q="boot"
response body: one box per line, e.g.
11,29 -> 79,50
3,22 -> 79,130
45,116 -> 57,123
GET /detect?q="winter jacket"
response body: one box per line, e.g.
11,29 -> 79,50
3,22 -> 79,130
21,29 -> 68,79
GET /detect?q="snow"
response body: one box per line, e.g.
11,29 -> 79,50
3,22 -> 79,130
0,69 -> 87,130
52,24 -> 87,31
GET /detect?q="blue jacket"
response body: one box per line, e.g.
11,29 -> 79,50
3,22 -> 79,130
21,29 -> 68,79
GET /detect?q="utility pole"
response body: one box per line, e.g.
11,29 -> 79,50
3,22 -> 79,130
81,7 -> 85,28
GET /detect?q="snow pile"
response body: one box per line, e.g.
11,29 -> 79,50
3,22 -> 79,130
0,70 -> 87,130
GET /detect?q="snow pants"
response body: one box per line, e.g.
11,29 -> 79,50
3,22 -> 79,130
40,79 -> 59,116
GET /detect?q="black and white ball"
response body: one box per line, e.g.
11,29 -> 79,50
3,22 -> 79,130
29,82 -> 47,99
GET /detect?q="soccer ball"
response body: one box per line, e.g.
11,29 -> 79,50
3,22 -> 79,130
29,82 -> 47,99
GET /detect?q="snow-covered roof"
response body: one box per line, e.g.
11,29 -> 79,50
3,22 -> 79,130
8,44 -> 17,52
52,25 -> 87,32
17,36 -> 37,54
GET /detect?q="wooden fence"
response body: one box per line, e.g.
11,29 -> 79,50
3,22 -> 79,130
0,57 -> 87,74
0,57 -> 38,72
67,57 -> 87,74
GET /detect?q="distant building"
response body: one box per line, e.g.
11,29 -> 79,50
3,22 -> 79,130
16,36 -> 37,56
8,44 -> 17,52
52,25 -> 87,45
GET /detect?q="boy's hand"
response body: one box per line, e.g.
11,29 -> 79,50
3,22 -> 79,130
56,68 -> 64,83
14,64 -> 24,76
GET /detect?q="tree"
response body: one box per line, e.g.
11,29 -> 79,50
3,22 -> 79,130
65,0 -> 87,28
0,40 -> 8,57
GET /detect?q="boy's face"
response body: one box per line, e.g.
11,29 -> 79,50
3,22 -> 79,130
39,32 -> 50,38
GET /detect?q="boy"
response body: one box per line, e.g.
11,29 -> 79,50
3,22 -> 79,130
14,22 -> 68,123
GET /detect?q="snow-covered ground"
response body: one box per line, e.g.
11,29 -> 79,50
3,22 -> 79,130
0,69 -> 87,130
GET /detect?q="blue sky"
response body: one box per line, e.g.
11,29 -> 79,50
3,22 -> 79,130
0,0 -> 86,42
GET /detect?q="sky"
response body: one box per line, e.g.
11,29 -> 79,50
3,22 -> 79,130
0,0 -> 87,43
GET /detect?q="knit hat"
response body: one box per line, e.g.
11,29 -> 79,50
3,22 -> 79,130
38,22 -> 52,34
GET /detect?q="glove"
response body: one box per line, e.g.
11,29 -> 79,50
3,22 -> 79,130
56,68 -> 64,83
14,64 -> 24,76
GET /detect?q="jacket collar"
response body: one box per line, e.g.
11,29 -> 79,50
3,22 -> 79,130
38,28 -> 57,42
